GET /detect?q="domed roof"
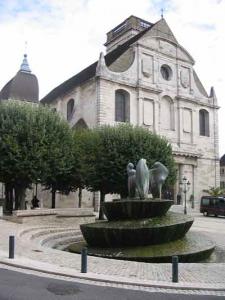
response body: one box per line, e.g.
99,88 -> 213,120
0,54 -> 39,103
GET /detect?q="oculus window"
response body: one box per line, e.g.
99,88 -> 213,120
160,64 -> 172,81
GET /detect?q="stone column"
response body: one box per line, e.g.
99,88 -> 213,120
137,96 -> 143,126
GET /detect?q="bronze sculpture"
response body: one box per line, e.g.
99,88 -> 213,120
127,159 -> 169,199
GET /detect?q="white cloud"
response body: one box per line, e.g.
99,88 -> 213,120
0,0 -> 224,155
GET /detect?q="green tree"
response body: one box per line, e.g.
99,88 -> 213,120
37,107 -> 75,208
80,124 -> 176,219
71,129 -> 92,207
0,101 -> 75,212
204,187 -> 225,197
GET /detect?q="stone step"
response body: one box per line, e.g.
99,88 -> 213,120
40,230 -> 83,249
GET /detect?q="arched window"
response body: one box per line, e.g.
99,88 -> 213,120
67,98 -> 75,120
199,109 -> 209,136
115,89 -> 130,122
73,118 -> 88,129
160,96 -> 174,130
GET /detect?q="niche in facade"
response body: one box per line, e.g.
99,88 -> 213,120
160,96 -> 174,130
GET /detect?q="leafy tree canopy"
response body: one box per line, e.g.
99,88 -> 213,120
203,186 -> 225,197
0,101 -> 75,209
80,124 -> 176,197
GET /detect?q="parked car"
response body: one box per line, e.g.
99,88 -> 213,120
200,196 -> 225,217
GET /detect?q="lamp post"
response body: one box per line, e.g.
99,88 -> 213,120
179,176 -> 191,215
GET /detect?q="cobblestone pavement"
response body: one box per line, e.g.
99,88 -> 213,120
0,206 -> 225,295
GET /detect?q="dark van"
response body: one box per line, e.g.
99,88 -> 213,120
200,196 -> 225,217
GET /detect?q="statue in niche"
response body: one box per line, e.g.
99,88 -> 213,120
136,159 -> 150,199
127,159 -> 169,200
149,162 -> 169,199
126,163 -> 136,198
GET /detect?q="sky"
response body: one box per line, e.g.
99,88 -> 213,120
0,0 -> 224,155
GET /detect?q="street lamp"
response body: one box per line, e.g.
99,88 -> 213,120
179,176 -> 191,215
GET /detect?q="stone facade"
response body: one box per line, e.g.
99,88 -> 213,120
41,16 -> 220,209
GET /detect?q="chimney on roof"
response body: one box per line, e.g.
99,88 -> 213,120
104,15 -> 152,53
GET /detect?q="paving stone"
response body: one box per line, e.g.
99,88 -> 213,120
0,211 -> 225,294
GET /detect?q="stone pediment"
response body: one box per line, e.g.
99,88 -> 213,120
136,19 -> 194,64
139,35 -> 194,64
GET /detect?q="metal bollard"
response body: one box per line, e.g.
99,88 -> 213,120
172,255 -> 179,283
81,247 -> 87,273
9,235 -> 15,259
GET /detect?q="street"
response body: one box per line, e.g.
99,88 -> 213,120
0,268 -> 223,300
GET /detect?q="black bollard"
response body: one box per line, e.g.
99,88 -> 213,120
9,235 -> 15,259
172,255 -> 179,283
81,247 -> 87,273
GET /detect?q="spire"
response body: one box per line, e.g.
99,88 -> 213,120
20,54 -> 31,73
96,52 -> 106,76
161,8 -> 164,19
210,86 -> 218,105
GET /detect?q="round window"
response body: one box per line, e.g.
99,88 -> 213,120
160,64 -> 172,81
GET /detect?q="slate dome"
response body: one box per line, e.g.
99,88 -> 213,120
0,54 -> 39,103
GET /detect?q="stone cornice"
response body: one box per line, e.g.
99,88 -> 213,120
98,76 -> 137,89
136,81 -> 162,94
176,95 -> 219,109
173,150 -> 202,158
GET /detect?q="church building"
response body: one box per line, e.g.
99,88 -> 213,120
40,15 -> 219,208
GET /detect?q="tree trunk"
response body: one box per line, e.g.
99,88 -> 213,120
99,192 -> 105,220
51,189 -> 56,208
4,183 -> 13,215
14,187 -> 20,210
15,186 -> 26,210
78,187 -> 82,208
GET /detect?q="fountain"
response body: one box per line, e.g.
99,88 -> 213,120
68,159 -> 215,262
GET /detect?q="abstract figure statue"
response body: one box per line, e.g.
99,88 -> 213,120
127,163 -> 136,198
135,159 -> 149,199
149,162 -> 169,199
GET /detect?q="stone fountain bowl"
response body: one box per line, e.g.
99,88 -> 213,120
102,199 -> 174,221
68,232 -> 215,263
80,212 -> 194,248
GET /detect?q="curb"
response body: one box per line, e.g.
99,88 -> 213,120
1,257 -> 225,292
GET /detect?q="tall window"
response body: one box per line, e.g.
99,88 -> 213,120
115,90 -> 130,122
161,96 -> 174,130
199,109 -> 209,136
67,98 -> 75,120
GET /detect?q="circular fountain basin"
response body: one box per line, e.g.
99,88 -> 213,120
68,231 -> 215,263
80,212 -> 194,247
103,199 -> 173,220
